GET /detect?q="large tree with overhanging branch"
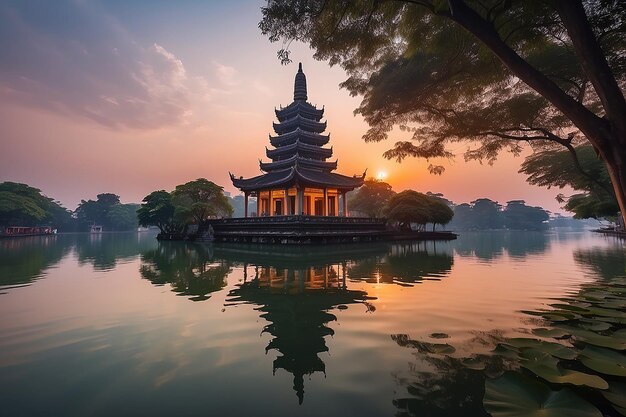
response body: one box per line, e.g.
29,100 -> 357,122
259,0 -> 626,219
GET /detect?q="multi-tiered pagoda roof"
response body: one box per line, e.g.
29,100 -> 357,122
230,63 -> 365,193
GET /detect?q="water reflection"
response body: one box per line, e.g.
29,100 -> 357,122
0,236 -> 72,292
347,241 -> 454,285
76,232 -> 157,271
573,243 -> 626,280
140,242 -> 231,301
223,244 -> 378,404
453,231 -> 550,260
391,332 -> 512,417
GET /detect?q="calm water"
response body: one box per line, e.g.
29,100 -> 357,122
0,231 -> 624,416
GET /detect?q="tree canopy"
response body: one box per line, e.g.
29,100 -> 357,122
171,178 -> 233,225
348,178 -> 396,217
0,182 -> 72,230
137,191 -> 180,234
384,190 -> 454,230
520,145 -> 618,219
138,179 -> 233,236
260,0 -> 626,221
75,193 -> 139,231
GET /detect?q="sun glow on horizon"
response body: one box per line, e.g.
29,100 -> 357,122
376,170 -> 388,181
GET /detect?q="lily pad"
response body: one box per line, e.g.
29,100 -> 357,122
602,381 -> 626,409
504,338 -> 577,360
461,356 -> 486,371
519,349 -> 608,390
565,327 -> 626,350
484,371 -> 602,417
580,345 -> 626,376
576,318 -> 611,332
531,328 -> 569,338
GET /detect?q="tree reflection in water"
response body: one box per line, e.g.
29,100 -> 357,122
347,241 -> 454,285
391,331 -> 516,417
0,236 -> 72,292
140,242 -> 231,301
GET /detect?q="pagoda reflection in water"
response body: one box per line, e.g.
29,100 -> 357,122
223,244 -> 381,404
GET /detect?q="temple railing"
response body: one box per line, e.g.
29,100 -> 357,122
209,215 -> 385,226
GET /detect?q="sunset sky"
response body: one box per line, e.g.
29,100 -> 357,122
0,0 -> 569,213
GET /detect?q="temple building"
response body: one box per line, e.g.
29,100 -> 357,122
230,63 -> 365,217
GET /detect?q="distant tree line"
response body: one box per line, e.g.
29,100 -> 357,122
348,179 -> 552,231
0,181 -> 142,232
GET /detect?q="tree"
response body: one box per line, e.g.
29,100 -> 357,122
502,200 -> 549,230
75,193 -> 121,230
137,191 -> 180,234
0,182 -> 72,230
260,1 -> 626,222
171,178 -> 233,225
429,199 -> 454,231
520,145 -> 619,219
471,198 -> 503,230
384,190 -> 452,230
348,178 -> 395,217
107,204 -> 139,231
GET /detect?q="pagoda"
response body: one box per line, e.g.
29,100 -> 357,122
230,63 -> 365,217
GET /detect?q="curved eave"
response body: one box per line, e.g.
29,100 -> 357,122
295,167 -> 366,190
273,115 -> 327,135
230,168 -> 296,192
260,155 -> 337,172
269,128 -> 330,147
275,102 -> 324,122
266,141 -> 333,160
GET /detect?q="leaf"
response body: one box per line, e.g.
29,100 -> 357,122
484,371 -> 602,417
519,349 -> 608,390
531,328 -> 569,338
580,345 -> 626,376
602,382 -> 626,415
504,338 -> 577,360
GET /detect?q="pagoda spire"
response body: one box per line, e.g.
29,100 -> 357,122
294,62 -> 307,101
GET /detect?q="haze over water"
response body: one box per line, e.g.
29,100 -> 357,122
1,230 -> 624,416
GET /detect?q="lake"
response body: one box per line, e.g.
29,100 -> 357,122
1,230 -> 624,417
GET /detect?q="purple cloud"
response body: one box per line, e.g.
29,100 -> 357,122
0,1 -> 203,129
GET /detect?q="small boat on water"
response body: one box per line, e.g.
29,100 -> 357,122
90,225 -> 103,233
0,226 -> 57,238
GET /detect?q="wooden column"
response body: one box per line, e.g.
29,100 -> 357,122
284,188 -> 289,215
342,191 -> 348,217
244,192 -> 249,218
268,189 -> 273,216
323,188 -> 328,216
297,188 -> 304,215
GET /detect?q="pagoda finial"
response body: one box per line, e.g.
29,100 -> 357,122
294,62 -> 307,101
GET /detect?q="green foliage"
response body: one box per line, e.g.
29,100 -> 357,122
0,182 -> 72,230
484,371 -> 602,417
503,201 -> 549,231
520,145 -> 619,219
139,179 -> 233,235
137,190 -> 179,233
447,199 -> 549,230
171,178 -> 233,224
75,193 -> 124,230
384,190 -> 454,230
107,204 -> 139,231
348,178 -> 395,217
